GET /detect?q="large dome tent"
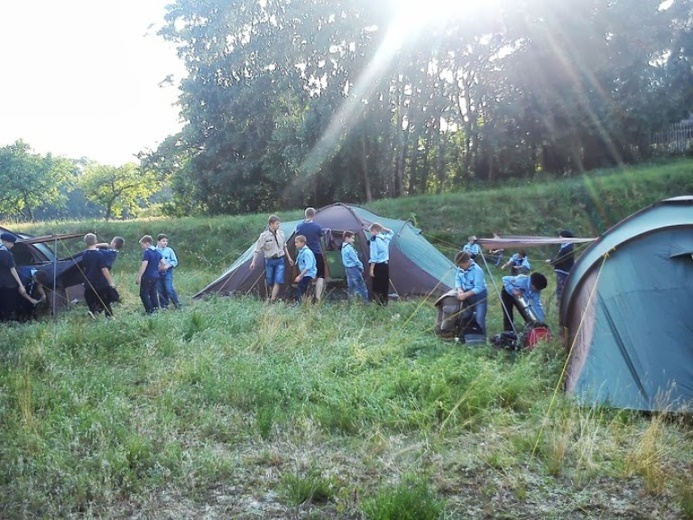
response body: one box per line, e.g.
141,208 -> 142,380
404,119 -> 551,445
561,196 -> 693,412
194,202 -> 456,301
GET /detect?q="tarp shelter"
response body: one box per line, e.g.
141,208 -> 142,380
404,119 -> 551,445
194,202 -> 456,300
0,226 -> 86,314
561,196 -> 693,412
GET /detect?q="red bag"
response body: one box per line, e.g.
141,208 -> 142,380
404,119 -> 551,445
522,324 -> 552,350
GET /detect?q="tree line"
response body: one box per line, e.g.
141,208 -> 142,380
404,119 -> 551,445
0,141 -> 159,222
143,0 -> 692,215
2,0 -> 691,221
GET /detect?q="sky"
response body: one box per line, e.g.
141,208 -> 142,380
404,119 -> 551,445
0,1 -> 186,165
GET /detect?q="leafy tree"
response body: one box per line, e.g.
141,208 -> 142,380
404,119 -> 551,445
152,0 -> 692,213
79,163 -> 159,220
0,140 -> 74,220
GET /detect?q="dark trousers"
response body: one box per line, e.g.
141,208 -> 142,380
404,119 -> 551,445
371,262 -> 389,305
295,276 -> 313,301
0,287 -> 19,322
501,290 -> 521,332
140,278 -> 160,314
85,285 -> 114,317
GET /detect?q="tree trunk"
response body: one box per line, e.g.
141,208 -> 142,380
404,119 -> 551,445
360,133 -> 372,202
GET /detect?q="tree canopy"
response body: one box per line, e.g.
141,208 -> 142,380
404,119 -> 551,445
145,0 -> 691,214
79,163 -> 160,221
0,141 -> 74,220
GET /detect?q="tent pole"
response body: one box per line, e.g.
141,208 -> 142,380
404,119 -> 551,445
52,236 -> 58,316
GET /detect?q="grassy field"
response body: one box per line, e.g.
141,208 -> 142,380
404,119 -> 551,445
1,159 -> 692,518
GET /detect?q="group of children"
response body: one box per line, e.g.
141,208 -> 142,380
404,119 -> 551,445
251,209 -> 395,305
454,230 -> 575,339
2,216 -> 575,327
73,232 -> 182,318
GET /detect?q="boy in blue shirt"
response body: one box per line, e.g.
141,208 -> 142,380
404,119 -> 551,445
502,250 -> 531,276
294,235 -> 317,302
545,229 -> 575,304
96,236 -> 125,271
0,232 -> 27,321
82,233 -> 117,318
368,223 -> 394,305
16,265 -> 46,321
135,235 -> 163,314
341,231 -> 368,302
296,208 -> 326,302
156,233 -> 181,309
501,272 -> 548,332
462,235 -> 481,259
454,251 -> 488,336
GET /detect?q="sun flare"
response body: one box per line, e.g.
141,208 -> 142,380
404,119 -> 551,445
395,0 -> 502,27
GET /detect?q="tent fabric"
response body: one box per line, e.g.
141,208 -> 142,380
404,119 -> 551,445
0,226 -> 55,265
194,203 -> 456,300
0,226 -> 87,313
477,235 -> 595,250
562,196 -> 693,412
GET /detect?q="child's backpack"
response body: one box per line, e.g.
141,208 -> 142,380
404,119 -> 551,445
519,322 -> 552,350
492,323 -> 552,351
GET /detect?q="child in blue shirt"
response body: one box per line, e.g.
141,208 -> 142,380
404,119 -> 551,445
341,231 -> 368,302
368,223 -> 394,305
96,236 -> 125,271
135,235 -> 164,314
501,272 -> 548,332
454,251 -> 488,336
83,233 -> 117,318
545,229 -> 575,304
502,250 -> 531,276
294,235 -> 317,302
462,235 -> 481,259
156,233 -> 181,309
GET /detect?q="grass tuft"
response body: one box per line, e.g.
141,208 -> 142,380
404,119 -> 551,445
280,467 -> 335,507
362,474 -> 442,520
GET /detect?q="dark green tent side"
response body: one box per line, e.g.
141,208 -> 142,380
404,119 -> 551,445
562,196 -> 693,412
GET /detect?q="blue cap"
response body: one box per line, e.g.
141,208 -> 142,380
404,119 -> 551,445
0,232 -> 17,243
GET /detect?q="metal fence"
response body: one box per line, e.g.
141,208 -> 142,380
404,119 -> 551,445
651,121 -> 693,154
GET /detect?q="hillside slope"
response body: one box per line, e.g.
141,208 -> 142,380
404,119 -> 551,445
12,158 -> 693,274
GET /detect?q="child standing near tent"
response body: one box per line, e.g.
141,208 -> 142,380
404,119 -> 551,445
96,236 -> 124,303
96,236 -> 125,271
294,235 -> 317,302
501,250 -> 531,276
156,233 -> 182,309
545,229 -> 575,304
16,266 -> 46,320
250,215 -> 294,302
462,235 -> 481,259
368,223 -> 394,305
135,235 -> 163,314
82,233 -> 117,318
454,251 -> 488,336
501,272 -> 548,332
341,231 -> 369,302
0,232 -> 27,321
296,208 -> 326,303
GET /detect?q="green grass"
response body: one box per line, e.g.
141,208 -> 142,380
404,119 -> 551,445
1,159 -> 692,518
